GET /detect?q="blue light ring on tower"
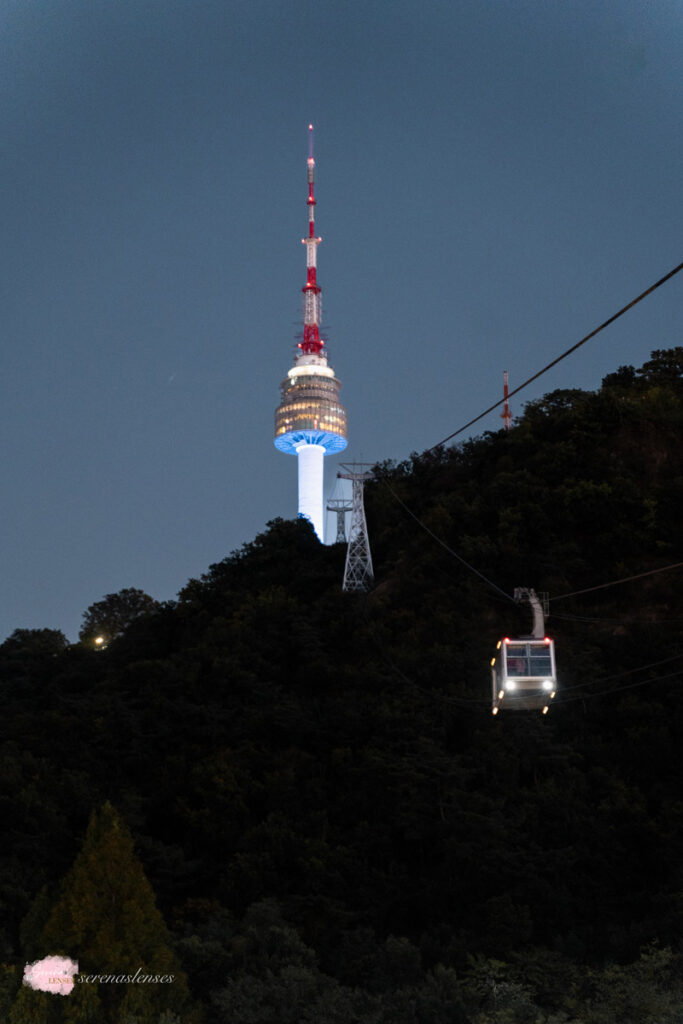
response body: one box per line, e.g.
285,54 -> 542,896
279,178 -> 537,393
274,430 -> 348,455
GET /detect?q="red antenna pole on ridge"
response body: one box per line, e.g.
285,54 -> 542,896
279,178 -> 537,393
501,370 -> 512,430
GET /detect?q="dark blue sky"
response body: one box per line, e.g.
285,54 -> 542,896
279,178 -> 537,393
1,0 -> 681,641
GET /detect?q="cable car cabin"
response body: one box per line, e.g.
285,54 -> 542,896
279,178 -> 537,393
491,636 -> 557,714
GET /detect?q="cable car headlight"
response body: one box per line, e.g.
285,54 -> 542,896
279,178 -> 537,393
505,680 -> 516,691
542,680 -> 553,691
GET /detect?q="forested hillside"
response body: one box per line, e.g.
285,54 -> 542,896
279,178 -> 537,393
2,349 -> 683,1023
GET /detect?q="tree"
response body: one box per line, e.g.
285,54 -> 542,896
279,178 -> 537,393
79,589 -> 159,647
209,900 -> 376,1024
637,347 -> 683,387
584,945 -> 683,1024
10,803 -> 198,1024
0,629 -> 69,658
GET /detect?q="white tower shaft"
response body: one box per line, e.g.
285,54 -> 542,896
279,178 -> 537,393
296,442 -> 326,540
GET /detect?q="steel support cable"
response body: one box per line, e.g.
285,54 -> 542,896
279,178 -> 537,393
381,485 -> 683,642
427,259 -> 683,453
552,651 -> 683,695
383,485 -> 683,617
385,483 -> 516,604
553,612 -> 683,623
370,640 -> 486,707
357,597 -> 485,706
556,668 -> 683,704
549,560 -> 683,602
553,611 -> 653,623
361,584 -> 683,709
373,261 -> 683,617
364,613 -> 683,710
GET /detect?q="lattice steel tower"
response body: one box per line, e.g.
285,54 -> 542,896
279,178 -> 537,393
326,498 -> 353,543
338,463 -> 374,592
274,125 -> 348,541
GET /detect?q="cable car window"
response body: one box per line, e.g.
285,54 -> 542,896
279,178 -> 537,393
505,642 -> 553,677
529,651 -> 552,675
506,646 -> 527,675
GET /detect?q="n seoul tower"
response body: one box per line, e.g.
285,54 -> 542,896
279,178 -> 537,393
274,125 -> 348,540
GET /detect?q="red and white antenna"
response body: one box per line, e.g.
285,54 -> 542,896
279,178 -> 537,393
501,370 -> 512,430
300,123 -> 324,355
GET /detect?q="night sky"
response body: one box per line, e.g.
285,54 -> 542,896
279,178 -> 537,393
1,0 -> 681,642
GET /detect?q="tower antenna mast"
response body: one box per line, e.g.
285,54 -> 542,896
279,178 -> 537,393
274,126 -> 348,541
301,123 -> 323,356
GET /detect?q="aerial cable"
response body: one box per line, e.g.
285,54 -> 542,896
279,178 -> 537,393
427,258 -> 683,453
359,575 -> 683,709
363,597 -> 683,710
371,260 -> 683,608
553,611 -> 683,624
357,596 -> 486,706
551,612 -> 626,623
384,483 -> 682,617
557,668 -> 683,704
550,560 -> 683,602
370,638 -> 487,707
373,490 -> 683,707
385,483 -> 516,604
553,651 -> 683,695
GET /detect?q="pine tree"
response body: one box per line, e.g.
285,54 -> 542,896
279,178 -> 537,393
10,803 -> 199,1024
